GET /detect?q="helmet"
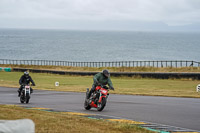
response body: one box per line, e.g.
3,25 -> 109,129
102,69 -> 110,78
24,71 -> 29,77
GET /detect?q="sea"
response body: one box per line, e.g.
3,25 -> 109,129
0,29 -> 200,62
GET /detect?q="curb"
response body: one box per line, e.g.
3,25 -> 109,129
24,107 -> 200,133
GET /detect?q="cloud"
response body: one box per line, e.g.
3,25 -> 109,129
0,0 -> 200,29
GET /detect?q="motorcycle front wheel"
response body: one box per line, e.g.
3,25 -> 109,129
26,94 -> 30,103
97,97 -> 106,111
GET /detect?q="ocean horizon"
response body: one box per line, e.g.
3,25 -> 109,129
0,28 -> 200,62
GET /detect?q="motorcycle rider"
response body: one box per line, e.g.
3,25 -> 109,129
18,71 -> 35,97
87,69 -> 114,99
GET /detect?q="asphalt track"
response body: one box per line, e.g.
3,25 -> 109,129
0,87 -> 200,132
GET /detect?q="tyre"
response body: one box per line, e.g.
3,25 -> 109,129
84,99 -> 91,110
84,88 -> 91,110
20,95 -> 25,103
26,94 -> 30,104
97,97 -> 106,111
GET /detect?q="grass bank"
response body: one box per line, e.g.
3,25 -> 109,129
0,105 -> 153,133
1,64 -> 200,72
0,71 -> 200,98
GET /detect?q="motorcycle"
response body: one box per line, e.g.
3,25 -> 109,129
84,85 -> 110,111
20,84 -> 31,104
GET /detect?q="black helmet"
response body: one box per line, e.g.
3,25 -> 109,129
102,69 -> 110,78
24,71 -> 29,77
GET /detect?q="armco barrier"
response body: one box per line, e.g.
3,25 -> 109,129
13,68 -> 200,79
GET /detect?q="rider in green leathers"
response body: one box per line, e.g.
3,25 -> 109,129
87,69 -> 114,99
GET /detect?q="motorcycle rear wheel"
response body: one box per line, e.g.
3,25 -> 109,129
20,96 -> 25,103
84,88 -> 91,110
84,99 -> 91,110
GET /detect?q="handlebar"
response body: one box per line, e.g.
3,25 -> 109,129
21,84 -> 35,86
96,84 -> 114,90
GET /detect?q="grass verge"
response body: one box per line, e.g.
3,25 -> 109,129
0,105 -> 153,133
0,71 -> 200,98
1,64 -> 200,72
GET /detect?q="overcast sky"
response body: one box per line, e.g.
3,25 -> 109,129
0,0 -> 200,31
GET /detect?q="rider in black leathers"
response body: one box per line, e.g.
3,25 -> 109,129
18,71 -> 35,97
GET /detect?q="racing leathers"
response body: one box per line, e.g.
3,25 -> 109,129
87,72 -> 114,99
18,75 -> 35,96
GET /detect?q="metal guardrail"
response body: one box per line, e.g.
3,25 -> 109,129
0,59 -> 199,68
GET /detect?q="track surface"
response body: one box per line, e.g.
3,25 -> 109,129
0,87 -> 200,131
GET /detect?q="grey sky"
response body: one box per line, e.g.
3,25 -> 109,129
0,0 -> 200,31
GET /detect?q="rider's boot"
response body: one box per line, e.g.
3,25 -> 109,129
18,90 -> 21,97
30,88 -> 33,94
87,90 -> 92,99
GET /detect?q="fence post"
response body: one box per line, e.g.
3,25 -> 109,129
190,61 -> 194,67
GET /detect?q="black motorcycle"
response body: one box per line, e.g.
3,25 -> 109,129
20,84 -> 31,103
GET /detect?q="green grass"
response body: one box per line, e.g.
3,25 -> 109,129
0,71 -> 200,98
1,64 -> 200,72
0,105 -> 153,133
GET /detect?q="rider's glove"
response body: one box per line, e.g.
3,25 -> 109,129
95,81 -> 100,86
110,87 -> 115,90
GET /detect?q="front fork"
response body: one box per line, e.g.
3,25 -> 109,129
98,93 -> 107,103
